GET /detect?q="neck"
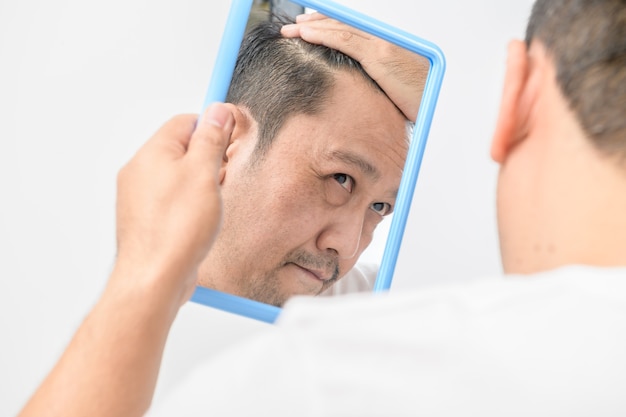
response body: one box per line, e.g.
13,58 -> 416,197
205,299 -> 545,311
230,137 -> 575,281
525,79 -> 626,270
498,40 -> 626,274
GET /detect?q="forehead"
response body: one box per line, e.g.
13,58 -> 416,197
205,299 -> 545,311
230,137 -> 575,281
324,70 -> 408,140
275,70 -> 410,175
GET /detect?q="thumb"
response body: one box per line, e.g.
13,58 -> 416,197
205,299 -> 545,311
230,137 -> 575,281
187,103 -> 234,170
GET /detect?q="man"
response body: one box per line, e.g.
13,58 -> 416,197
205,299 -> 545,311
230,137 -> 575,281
196,18 -> 426,306
17,0 -> 626,416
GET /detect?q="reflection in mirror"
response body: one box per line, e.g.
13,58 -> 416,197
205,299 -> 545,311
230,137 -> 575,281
191,0 -> 443,322
247,0 -> 304,31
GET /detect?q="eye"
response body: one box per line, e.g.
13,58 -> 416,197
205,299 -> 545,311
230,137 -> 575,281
370,202 -> 392,216
333,173 -> 354,192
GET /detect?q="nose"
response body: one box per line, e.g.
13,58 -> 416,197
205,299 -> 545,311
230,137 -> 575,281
316,209 -> 366,260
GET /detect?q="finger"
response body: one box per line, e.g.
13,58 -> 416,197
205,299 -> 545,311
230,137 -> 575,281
186,102 -> 234,173
280,22 -> 301,37
296,24 -> 371,62
294,17 -> 373,39
295,12 -> 326,22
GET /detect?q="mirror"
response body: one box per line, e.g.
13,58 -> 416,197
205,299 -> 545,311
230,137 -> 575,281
191,0 -> 445,323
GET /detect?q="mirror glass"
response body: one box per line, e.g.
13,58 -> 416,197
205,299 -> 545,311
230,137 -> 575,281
191,0 -> 445,323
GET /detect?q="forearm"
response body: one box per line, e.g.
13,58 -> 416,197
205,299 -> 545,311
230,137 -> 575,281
17,105 -> 232,417
18,265 -> 181,417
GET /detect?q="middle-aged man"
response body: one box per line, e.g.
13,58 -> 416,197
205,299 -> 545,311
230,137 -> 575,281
195,17 -> 428,306
17,0 -> 626,416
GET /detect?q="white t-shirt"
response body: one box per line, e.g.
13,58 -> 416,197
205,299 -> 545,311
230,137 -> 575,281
320,261 -> 378,296
149,265 -> 626,416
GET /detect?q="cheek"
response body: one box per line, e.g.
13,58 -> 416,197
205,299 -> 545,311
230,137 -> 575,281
361,214 -> 379,247
263,178 -> 330,237
324,178 -> 351,207
344,216 -> 377,266
337,228 -> 375,277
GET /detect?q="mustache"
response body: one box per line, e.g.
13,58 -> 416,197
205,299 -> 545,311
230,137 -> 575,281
285,249 -> 340,282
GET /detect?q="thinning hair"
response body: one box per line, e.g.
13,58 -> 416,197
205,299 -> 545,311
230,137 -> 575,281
226,17 -> 384,159
525,0 -> 626,161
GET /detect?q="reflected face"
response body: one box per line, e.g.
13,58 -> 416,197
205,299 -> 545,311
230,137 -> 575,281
198,70 -> 408,306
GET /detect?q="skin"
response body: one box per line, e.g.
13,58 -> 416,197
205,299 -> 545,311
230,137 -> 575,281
18,15 -> 626,417
18,104 -> 234,417
491,40 -> 626,273
281,13 -> 430,123
198,71 -> 409,306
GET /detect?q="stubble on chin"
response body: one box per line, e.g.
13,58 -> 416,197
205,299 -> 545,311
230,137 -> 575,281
243,249 -> 341,307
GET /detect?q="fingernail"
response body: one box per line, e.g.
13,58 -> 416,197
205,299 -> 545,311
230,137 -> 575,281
281,24 -> 297,34
204,103 -> 230,128
296,13 -> 310,22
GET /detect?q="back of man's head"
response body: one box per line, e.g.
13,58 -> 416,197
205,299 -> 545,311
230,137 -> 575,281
492,0 -> 625,274
525,0 -> 626,163
226,17 -> 381,159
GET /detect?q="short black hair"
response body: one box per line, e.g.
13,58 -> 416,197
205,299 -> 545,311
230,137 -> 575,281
226,17 -> 382,159
526,0 -> 626,161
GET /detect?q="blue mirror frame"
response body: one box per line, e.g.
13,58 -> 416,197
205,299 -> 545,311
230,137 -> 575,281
191,0 -> 446,324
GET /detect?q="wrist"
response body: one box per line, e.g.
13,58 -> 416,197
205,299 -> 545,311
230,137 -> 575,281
106,255 -> 196,320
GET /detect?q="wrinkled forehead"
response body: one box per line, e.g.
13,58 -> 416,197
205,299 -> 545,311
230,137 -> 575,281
298,73 -> 409,178
324,65 -> 390,108
248,68 -> 410,178
324,70 -> 410,147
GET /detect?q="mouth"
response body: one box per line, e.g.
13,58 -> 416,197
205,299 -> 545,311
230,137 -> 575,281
291,263 -> 331,282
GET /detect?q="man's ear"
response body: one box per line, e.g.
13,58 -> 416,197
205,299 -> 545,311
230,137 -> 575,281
219,104 -> 255,183
490,40 -> 532,164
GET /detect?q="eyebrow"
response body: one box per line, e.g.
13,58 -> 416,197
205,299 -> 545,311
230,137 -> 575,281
326,150 -> 400,199
328,149 -> 381,181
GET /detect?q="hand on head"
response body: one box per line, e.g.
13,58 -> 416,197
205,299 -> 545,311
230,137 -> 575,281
281,13 -> 430,123
113,103 -> 233,306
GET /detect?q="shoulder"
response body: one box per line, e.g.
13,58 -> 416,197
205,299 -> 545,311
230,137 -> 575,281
274,266 -> 626,414
280,265 -> 626,329
152,266 -> 626,416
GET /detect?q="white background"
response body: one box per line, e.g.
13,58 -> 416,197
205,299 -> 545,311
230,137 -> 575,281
0,0 -> 533,414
